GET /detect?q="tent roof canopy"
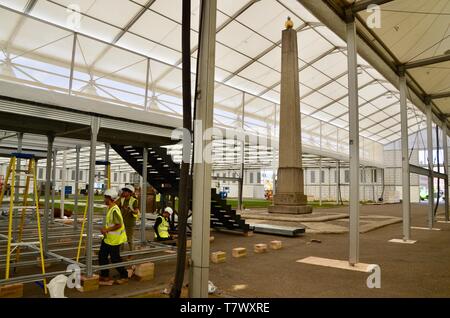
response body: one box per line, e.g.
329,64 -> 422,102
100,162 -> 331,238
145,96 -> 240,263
326,0 -> 450,122
0,0 -> 433,154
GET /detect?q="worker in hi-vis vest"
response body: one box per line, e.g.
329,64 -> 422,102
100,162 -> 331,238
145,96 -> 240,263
155,192 -> 161,213
116,185 -> 140,251
99,188 -> 128,285
154,207 -> 173,241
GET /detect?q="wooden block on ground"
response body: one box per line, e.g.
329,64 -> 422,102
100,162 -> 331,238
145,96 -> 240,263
232,247 -> 247,258
127,268 -> 134,278
270,240 -> 283,250
211,251 -> 226,264
134,262 -> 155,281
0,283 -> 23,298
78,274 -> 99,292
210,236 -> 215,242
254,244 -> 268,254
243,231 -> 254,237
181,287 -> 189,298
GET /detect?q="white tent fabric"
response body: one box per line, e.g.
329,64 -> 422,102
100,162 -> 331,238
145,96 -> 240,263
0,0 -> 429,166
353,0 -> 450,114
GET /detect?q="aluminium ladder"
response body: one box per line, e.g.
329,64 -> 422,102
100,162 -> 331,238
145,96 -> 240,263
0,153 -> 47,294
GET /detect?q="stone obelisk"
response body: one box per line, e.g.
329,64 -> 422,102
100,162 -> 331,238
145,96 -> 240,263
268,18 -> 312,215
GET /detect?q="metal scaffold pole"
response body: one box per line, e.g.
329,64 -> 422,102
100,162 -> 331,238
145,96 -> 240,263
43,135 -> 54,254
60,151 -> 67,218
443,124 -> 449,222
426,100 -> 434,229
346,11 -> 360,266
190,0 -> 217,298
87,116 -> 99,277
51,149 -> 57,223
399,70 -> 411,240
13,133 -> 23,241
238,92 -> 245,211
140,147 -> 148,244
74,145 -> 80,230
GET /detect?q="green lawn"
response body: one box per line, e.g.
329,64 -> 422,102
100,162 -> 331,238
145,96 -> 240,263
38,200 -> 106,215
60,203 -> 106,215
225,198 -> 340,209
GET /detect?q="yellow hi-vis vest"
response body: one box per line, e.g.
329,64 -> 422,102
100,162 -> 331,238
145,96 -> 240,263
156,193 -> 161,202
104,205 -> 127,246
154,215 -> 170,239
120,196 -> 139,219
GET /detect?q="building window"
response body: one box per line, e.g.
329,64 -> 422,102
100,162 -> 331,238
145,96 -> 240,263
38,168 -> 44,179
344,170 -> 350,183
310,171 -> 316,184
79,171 -> 83,181
373,170 -> 377,183
71,170 -> 75,181
321,171 -> 325,183
250,172 -> 254,184
114,172 -> 118,182
58,169 -> 62,180
123,174 -> 126,182
257,172 -> 261,184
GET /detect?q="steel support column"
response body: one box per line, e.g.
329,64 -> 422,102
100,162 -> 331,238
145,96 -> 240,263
319,158 -> 322,206
69,33 -> 77,95
336,161 -> 340,204
43,135 -> 54,254
13,133 -> 23,241
189,0 -> 217,298
60,151 -> 67,218
272,104 -> 277,196
144,58 -> 151,111
74,145 -> 80,230
362,166 -> 366,202
443,125 -> 449,222
399,71 -> 411,240
51,150 -> 57,223
346,14 -> 360,265
87,116 -> 100,277
328,167 -> 331,201
103,143 -> 110,226
238,92 -> 245,211
140,147 -> 148,244
426,102 -> 434,229
104,144 -> 110,188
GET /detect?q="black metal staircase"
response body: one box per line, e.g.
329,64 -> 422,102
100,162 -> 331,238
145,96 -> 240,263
111,144 -> 250,234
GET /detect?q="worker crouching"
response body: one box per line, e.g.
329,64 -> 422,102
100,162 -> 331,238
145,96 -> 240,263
154,207 -> 173,241
99,188 -> 128,285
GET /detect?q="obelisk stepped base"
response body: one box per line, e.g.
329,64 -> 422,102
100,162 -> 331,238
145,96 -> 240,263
269,167 -> 312,214
268,203 -> 312,214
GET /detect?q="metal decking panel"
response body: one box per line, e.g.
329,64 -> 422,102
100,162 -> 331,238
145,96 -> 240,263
252,223 -> 306,237
100,117 -> 174,139
0,98 -> 90,126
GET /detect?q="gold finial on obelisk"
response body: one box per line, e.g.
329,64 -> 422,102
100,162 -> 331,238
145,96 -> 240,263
285,16 -> 294,29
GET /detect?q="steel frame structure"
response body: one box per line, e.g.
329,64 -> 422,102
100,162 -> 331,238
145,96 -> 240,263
0,1 -> 422,146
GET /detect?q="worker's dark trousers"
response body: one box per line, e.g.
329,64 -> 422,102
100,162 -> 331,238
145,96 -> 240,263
123,217 -> 136,251
98,240 -> 128,279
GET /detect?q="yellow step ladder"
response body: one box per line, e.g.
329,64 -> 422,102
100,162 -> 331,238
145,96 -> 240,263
0,153 -> 47,294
